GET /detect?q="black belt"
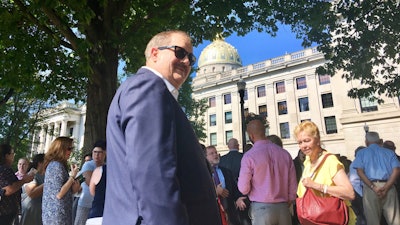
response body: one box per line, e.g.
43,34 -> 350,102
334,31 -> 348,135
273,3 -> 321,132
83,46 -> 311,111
371,179 -> 387,182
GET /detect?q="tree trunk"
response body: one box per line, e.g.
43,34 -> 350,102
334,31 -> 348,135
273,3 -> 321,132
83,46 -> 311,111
82,46 -> 118,154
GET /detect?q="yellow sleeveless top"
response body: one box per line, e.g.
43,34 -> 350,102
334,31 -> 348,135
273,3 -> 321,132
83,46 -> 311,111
297,152 -> 356,225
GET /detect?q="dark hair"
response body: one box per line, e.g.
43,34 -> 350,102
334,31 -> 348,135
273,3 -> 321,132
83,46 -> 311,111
31,153 -> 45,169
245,113 -> 267,127
266,135 -> 283,148
382,140 -> 396,151
243,143 -> 253,153
93,140 -> 106,151
0,143 -> 13,165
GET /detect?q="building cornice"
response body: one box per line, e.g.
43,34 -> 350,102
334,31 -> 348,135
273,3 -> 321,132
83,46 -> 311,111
193,47 -> 324,92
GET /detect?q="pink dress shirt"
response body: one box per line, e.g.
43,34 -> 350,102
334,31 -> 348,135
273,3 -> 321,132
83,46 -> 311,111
238,139 -> 297,203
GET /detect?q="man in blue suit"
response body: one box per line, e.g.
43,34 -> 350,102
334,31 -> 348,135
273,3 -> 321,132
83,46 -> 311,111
104,30 -> 222,225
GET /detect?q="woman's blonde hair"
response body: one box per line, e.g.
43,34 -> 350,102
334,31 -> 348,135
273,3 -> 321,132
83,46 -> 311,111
43,136 -> 73,171
293,120 -> 321,141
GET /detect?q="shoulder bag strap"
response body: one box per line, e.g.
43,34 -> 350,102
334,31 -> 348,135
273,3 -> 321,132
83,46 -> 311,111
309,153 -> 332,180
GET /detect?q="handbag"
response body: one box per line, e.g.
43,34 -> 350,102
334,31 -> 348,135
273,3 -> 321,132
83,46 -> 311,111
296,154 -> 349,225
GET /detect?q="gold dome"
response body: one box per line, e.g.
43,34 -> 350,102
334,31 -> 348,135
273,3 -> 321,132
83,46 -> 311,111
198,36 -> 242,68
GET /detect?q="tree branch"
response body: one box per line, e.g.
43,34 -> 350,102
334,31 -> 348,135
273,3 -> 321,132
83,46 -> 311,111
0,88 -> 14,106
39,6 -> 80,51
14,0 -> 73,50
129,0 -> 183,34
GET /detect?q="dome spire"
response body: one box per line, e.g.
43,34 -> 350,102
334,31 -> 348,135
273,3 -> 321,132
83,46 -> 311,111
213,33 -> 225,41
197,34 -> 242,71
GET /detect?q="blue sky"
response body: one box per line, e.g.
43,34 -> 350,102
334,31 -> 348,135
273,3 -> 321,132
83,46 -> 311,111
118,25 -> 309,76
193,24 -> 307,67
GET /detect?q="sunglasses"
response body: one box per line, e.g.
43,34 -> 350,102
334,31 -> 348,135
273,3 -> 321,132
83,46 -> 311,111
158,45 -> 196,66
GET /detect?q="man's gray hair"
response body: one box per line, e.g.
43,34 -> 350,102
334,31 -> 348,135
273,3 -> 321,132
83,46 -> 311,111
365,131 -> 380,143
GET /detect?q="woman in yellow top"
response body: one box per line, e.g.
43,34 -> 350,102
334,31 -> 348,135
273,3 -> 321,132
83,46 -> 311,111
294,121 -> 356,225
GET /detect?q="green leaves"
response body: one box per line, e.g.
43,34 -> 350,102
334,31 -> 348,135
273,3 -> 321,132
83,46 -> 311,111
1,0 -> 398,156
313,0 -> 400,101
178,74 -> 208,141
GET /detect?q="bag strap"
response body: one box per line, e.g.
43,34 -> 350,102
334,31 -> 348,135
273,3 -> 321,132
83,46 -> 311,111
309,153 -> 331,180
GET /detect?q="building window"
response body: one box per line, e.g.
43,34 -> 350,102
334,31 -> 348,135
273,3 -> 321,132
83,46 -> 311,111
298,97 -> 309,112
210,133 -> 217,145
259,105 -> 268,118
276,81 -> 285,93
301,119 -> 311,123
210,114 -> 216,126
324,116 -> 337,134
360,97 -> 378,112
225,111 -> 232,124
225,130 -> 233,144
69,127 -> 74,136
257,86 -> 266,97
296,77 -> 307,89
321,93 -> 334,108
244,90 -> 248,100
280,122 -> 290,139
278,101 -> 288,115
209,97 -> 216,107
318,74 -> 330,85
224,93 -> 231,104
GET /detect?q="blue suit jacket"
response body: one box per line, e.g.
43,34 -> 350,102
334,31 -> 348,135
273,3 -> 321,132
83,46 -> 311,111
104,68 -> 221,225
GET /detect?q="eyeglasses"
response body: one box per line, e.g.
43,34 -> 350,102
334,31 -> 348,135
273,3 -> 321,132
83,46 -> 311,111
158,45 -> 196,66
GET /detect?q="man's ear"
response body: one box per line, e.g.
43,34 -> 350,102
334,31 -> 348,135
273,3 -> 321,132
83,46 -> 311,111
247,132 -> 253,142
149,47 -> 159,61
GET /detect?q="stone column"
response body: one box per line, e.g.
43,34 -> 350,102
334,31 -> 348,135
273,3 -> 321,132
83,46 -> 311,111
60,120 -> 68,136
54,121 -> 60,137
45,124 -> 52,153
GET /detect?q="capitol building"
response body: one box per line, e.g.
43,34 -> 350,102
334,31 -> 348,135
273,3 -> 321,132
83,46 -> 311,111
31,36 -> 400,159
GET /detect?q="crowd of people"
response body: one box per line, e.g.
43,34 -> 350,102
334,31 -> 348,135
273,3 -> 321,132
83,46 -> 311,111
0,138 -> 107,225
1,30 -> 400,225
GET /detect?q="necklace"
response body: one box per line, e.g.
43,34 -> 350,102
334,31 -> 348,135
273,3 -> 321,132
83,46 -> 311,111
311,150 -> 323,166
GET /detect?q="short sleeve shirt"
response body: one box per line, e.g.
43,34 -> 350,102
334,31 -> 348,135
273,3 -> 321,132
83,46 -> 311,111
78,160 -> 96,207
0,165 -> 20,215
352,144 -> 400,180
297,153 -> 343,197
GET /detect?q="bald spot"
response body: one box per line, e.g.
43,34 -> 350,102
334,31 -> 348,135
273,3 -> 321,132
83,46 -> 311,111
227,138 -> 239,149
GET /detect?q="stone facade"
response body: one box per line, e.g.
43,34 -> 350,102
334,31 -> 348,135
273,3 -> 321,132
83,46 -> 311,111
31,39 -> 400,160
193,41 -> 400,159
30,102 -> 86,155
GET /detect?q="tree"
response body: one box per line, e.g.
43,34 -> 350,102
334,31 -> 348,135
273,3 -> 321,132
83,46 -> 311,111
274,0 -> 400,101
323,0 -> 400,101
4,0 -> 396,152
0,87 -> 46,167
178,75 -> 208,141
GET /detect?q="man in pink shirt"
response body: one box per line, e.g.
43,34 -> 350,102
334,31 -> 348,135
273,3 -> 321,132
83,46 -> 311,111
238,117 -> 297,225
